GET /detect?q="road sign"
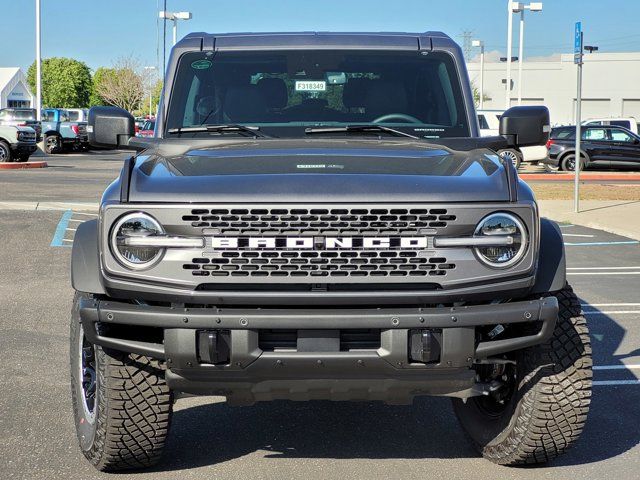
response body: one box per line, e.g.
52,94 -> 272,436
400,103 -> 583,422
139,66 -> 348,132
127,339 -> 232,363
574,22 -> 583,64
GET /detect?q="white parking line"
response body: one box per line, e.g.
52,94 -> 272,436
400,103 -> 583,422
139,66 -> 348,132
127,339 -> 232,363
583,311 -> 640,315
559,224 -> 575,228
72,212 -> 98,217
570,267 -> 640,270
594,365 -> 640,370
568,272 -> 640,275
562,234 -> 595,238
581,303 -> 640,306
593,380 -> 640,386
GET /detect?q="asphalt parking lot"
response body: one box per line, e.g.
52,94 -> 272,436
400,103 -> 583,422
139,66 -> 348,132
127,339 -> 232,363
0,152 -> 639,479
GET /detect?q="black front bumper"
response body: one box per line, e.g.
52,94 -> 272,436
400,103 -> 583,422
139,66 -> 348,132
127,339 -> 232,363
11,142 -> 37,155
79,296 -> 558,404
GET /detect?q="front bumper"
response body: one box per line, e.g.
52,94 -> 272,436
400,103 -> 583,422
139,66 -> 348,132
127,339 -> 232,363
79,296 -> 558,404
11,142 -> 37,155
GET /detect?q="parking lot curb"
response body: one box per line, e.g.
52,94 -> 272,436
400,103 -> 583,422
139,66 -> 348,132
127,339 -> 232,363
0,161 -> 48,170
521,173 -> 640,181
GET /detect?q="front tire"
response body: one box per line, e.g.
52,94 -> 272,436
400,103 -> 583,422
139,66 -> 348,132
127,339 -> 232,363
0,140 -> 12,162
70,293 -> 173,471
452,284 -> 592,465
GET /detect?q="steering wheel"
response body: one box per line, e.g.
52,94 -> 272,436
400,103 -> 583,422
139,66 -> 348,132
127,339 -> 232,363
373,113 -> 422,124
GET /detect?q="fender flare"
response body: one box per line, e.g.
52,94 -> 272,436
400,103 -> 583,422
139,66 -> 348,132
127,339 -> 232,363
71,219 -> 106,294
531,218 -> 566,294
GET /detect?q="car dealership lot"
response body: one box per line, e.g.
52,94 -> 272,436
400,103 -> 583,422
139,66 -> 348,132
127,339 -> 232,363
0,152 -> 639,479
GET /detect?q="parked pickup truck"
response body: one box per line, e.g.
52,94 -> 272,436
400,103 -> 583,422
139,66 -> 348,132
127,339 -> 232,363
41,108 -> 89,153
0,124 -> 37,162
73,31 -> 591,471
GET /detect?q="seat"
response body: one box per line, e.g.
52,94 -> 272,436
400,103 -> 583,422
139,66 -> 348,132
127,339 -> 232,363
256,78 -> 288,111
223,86 -> 268,123
363,81 -> 409,120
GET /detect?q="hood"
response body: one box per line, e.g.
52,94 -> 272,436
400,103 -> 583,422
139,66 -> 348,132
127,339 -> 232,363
128,139 -> 512,203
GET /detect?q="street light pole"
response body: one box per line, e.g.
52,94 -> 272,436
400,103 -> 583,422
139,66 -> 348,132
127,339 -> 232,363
35,0 -> 41,120
518,9 -> 525,105
159,11 -> 192,48
505,1 -> 514,109
515,3 -> 543,106
144,66 -> 156,117
472,40 -> 485,109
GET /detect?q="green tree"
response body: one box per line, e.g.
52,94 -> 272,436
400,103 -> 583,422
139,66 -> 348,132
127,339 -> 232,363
27,57 -> 92,108
93,57 -> 146,113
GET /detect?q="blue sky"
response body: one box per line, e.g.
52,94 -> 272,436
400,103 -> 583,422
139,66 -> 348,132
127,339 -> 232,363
3,0 -> 640,75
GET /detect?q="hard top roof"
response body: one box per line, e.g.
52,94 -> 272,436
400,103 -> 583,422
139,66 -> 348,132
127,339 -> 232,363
176,31 -> 456,51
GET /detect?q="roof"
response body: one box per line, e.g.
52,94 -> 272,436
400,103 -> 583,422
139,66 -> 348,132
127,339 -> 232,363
178,31 -> 456,52
0,67 -> 21,90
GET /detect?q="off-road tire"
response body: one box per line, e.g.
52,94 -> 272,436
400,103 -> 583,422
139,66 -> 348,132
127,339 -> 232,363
452,283 -> 592,465
70,293 -> 173,471
0,140 -> 12,162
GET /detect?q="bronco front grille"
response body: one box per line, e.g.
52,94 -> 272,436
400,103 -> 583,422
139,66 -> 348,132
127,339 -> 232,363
182,207 -> 456,236
183,251 -> 455,278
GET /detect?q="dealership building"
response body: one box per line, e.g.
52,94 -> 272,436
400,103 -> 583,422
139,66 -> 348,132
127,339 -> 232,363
0,68 -> 34,109
467,52 -> 640,126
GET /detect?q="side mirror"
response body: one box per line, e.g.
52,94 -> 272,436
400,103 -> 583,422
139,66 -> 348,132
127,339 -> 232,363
499,106 -> 550,147
88,106 -> 135,149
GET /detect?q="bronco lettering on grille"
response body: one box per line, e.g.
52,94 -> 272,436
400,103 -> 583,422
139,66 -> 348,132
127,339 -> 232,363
208,236 -> 428,250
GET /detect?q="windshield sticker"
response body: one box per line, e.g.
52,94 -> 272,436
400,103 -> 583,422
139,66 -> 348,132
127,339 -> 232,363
295,81 -> 326,92
191,59 -> 212,70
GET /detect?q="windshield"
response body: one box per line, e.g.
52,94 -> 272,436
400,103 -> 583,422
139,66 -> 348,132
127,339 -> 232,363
166,50 -> 470,139
0,109 -> 36,121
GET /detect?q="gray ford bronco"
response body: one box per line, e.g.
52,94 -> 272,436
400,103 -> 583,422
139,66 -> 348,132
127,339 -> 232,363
71,32 -> 591,471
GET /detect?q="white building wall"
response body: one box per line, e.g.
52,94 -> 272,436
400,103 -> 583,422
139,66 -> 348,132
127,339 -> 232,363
467,52 -> 640,125
0,68 -> 35,109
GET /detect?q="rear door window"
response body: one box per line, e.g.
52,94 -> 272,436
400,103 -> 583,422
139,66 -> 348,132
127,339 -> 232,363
583,128 -> 607,141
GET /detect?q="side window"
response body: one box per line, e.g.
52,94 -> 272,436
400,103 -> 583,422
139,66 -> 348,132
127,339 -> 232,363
610,128 -> 634,142
42,110 -> 52,122
610,120 -> 631,129
59,111 -> 70,122
582,128 -> 607,141
477,114 -> 489,130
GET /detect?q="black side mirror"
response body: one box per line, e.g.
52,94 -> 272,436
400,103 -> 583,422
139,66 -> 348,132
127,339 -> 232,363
499,106 -> 550,147
88,106 -> 135,149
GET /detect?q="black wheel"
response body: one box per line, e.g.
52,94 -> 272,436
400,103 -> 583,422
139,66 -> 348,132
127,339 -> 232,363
498,149 -> 522,170
70,293 -> 173,471
561,153 -> 585,172
0,140 -> 12,162
44,134 -> 61,154
452,284 -> 592,465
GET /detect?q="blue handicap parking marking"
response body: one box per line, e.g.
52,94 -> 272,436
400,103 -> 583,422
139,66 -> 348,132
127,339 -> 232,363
50,209 -> 74,248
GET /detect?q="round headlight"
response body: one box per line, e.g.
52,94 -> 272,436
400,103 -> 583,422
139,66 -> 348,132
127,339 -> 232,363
110,213 -> 164,270
474,213 -> 527,268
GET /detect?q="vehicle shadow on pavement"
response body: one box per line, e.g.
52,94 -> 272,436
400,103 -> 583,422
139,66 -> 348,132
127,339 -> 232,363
553,305 -> 640,467
159,397 -> 476,470
151,306 -> 639,472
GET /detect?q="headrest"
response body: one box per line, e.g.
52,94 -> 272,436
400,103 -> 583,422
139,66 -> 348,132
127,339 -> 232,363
224,86 -> 268,122
256,78 -> 288,109
364,80 -> 408,114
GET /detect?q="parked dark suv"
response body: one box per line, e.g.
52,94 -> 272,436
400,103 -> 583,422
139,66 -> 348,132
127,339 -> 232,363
545,125 -> 640,171
71,31 -> 591,471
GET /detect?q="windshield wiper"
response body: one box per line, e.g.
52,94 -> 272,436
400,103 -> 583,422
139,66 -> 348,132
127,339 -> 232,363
167,124 -> 269,138
305,124 -> 419,140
